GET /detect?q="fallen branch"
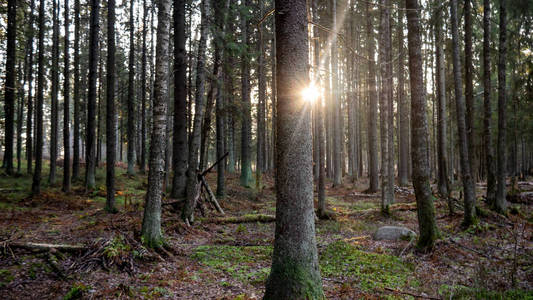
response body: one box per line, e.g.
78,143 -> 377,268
6,242 -> 87,253
206,214 -> 275,224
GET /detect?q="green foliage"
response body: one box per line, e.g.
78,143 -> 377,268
438,285 -> 533,299
191,245 -> 272,284
320,241 -> 416,292
0,269 -> 14,288
104,235 -> 131,258
63,283 -> 89,300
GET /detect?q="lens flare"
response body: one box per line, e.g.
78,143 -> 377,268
301,84 -> 319,103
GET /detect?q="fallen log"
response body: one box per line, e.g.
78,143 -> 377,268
206,214 -> 275,224
6,242 -> 87,252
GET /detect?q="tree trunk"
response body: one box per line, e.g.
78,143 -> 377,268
142,0 -> 171,247
25,0 -> 35,175
379,0 -> 394,212
398,1 -> 408,187
171,0 -> 188,199
105,0 -> 117,212
405,0 -> 438,252
32,0 -> 45,194
331,0 -> 342,187
263,0 -> 323,297
464,0 -> 476,180
3,0 -> 16,175
256,0 -> 266,181
49,0 -> 59,184
483,0 -> 497,207
450,0 -> 476,226
182,0 -> 209,223
239,0 -> 253,188
63,0 -> 71,192
85,0 -> 100,190
366,1 -> 379,193
126,0 -> 136,176
435,5 -> 450,211
140,0 -> 148,173
72,0 -> 80,181
495,0 -> 508,213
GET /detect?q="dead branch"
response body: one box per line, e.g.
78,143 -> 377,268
206,214 -> 275,224
6,242 -> 87,253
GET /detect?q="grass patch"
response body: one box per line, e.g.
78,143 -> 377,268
438,285 -> 533,299
351,201 -> 379,211
191,245 -> 272,285
63,283 -> 90,300
319,241 -> 416,292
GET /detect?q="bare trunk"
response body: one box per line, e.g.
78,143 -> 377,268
239,0 -> 252,187
32,0 -> 45,194
72,0 -> 80,180
63,0 -> 71,192
366,1 -> 379,193
127,0 -> 136,176
3,0 -> 16,175
105,0 -> 117,212
49,0 -> 59,184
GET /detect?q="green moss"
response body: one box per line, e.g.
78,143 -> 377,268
320,241 -> 416,292
0,269 -> 14,288
63,283 -> 89,300
438,285 -> 533,299
191,245 -> 272,284
265,258 -> 325,300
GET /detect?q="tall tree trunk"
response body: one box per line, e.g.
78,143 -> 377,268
435,5 -> 450,212
72,0 -> 81,180
239,0 -> 252,187
200,82 -> 216,171
256,0 -> 266,182
26,0 -> 35,175
398,1 -> 408,187
85,0 -> 100,190
105,0 -> 117,212
140,0 -> 148,173
127,0 -> 136,176
17,62 -> 23,174
366,1 -> 379,193
331,0 -> 342,187
32,0 -> 45,194
182,0 -> 209,223
464,0 -> 476,180
483,0 -> 497,207
215,0 -> 229,197
63,0 -> 71,192
3,0 -> 16,175
405,0 -> 438,252
450,0 -> 476,226
142,0 -> 171,247
495,0 -> 508,213
264,0 -> 323,297
49,0 -> 59,184
171,0 -> 187,199
379,0 -> 394,212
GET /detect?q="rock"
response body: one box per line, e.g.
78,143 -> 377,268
373,226 -> 416,241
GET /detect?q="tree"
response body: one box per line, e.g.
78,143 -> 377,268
331,0 -> 342,187
105,0 -> 117,213
86,0 -> 100,190
140,0 -> 148,173
256,0 -> 266,184
483,0 -> 497,207
26,0 -> 36,175
263,0 -> 324,298
171,0 -> 187,199
63,0 -> 71,192
365,0 -> 379,193
182,0 -> 209,223
32,0 -> 45,195
405,0 -> 438,252
464,0 -> 476,178
435,4 -> 451,212
141,0 -> 171,247
398,1 -> 409,187
3,0 -> 16,175
379,0 -> 394,212
450,0 -> 476,226
239,0 -> 253,188
495,0 -> 508,213
127,0 -> 136,176
49,0 -> 60,184
72,0 -> 81,181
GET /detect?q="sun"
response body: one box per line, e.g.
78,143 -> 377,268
301,84 -> 319,103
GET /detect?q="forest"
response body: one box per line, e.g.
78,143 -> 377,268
0,0 -> 532,298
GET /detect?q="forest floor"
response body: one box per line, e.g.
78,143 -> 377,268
0,162 -> 532,299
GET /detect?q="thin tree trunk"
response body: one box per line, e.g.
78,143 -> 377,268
366,1 -> 379,193
450,0 -> 476,226
464,0 -> 476,180
105,0 -> 117,212
239,0 -> 252,187
264,0 -> 323,297
26,0 -> 35,175
72,0 -> 80,180
32,0 -> 45,194
63,0 -> 71,192
256,0 -> 266,182
398,1 -> 408,187
49,0 -> 59,184
127,0 -> 136,176
331,0 -> 342,187
142,0 -> 171,247
3,0 -> 16,175
405,0 -> 438,252
140,0 -> 148,173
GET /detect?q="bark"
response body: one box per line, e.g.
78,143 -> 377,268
239,0 -> 253,188
379,0 -> 394,212
127,0 -> 136,176
3,0 -> 16,175
464,0 -> 476,179
72,0 -> 80,180
32,0 -> 45,195
405,0 -> 438,252
209,214 -> 275,224
171,0 -> 187,199
182,0 -> 209,223
85,0 -> 100,190
140,0 -> 148,173
366,1 -> 379,193
142,0 -> 171,247
17,61 -> 23,174
331,0 -> 342,187
495,0 -> 508,213
435,5 -> 450,210
256,0 -> 266,178
483,0 -> 497,207
49,0 -> 59,184
450,0 -> 476,226
199,82 -> 215,171
26,0 -> 35,175
398,1 -> 408,187
263,0 -> 323,298
63,0 -> 71,192
105,0 -> 117,212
